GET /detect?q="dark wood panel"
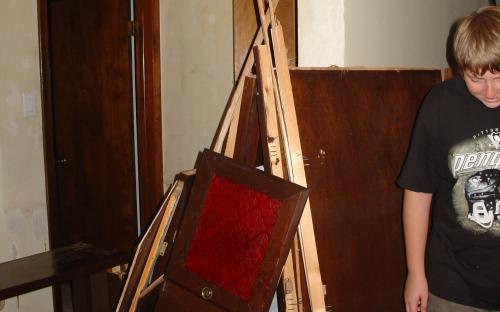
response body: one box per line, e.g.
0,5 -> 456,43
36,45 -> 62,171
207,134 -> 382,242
134,0 -> 164,229
155,279 -> 224,312
0,243 -> 128,301
290,69 -> 442,312
233,76 -> 262,167
48,0 -> 136,251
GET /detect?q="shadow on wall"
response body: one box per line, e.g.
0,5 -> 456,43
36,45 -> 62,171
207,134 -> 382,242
445,19 -> 459,75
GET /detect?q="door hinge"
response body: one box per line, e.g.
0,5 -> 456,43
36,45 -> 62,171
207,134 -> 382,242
158,241 -> 168,256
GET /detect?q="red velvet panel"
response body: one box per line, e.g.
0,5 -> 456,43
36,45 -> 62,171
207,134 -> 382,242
185,175 -> 281,300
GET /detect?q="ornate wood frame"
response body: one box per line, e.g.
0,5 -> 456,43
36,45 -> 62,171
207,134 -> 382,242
165,149 -> 308,312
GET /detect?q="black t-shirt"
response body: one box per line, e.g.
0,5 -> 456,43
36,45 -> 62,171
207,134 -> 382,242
398,76 -> 500,310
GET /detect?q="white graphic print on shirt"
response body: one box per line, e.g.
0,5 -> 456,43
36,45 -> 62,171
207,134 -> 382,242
449,129 -> 500,235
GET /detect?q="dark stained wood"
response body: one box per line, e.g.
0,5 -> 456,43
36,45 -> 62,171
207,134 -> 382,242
289,69 -> 442,312
38,0 -> 162,310
233,76 -> 262,167
37,2 -> 65,305
233,0 -> 296,79
38,0 -> 163,249
45,0 -> 136,251
165,149 -> 308,312
134,0 -> 164,229
156,279 -> 225,312
37,0 -> 60,249
72,273 -> 112,312
136,276 -> 165,312
0,243 -> 129,301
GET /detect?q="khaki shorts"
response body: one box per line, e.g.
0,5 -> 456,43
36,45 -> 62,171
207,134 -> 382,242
428,292 -> 500,312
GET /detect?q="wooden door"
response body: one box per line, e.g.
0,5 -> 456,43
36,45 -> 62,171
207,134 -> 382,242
45,0 -> 137,251
290,69 -> 442,311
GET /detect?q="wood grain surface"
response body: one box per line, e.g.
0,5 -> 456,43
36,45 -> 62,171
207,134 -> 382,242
290,68 -> 442,312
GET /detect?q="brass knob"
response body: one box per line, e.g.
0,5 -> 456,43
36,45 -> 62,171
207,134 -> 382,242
201,287 -> 213,300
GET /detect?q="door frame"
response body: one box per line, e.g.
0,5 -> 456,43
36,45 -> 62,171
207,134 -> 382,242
37,0 -> 163,249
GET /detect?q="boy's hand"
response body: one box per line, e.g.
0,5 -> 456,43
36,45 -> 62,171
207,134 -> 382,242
404,272 -> 428,312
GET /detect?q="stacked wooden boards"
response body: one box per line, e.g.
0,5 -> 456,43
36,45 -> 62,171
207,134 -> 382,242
215,67 -> 442,311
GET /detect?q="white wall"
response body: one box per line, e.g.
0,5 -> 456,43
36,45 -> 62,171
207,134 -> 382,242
344,0 -> 489,67
160,0 -> 234,185
0,1 -> 53,311
298,0 -> 345,67
298,0 -> 489,67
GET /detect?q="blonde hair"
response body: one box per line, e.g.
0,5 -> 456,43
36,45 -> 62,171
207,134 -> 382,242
453,6 -> 500,75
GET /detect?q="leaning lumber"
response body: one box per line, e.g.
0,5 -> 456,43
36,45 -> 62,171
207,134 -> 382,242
254,0 -> 302,310
270,20 -> 327,312
254,44 -> 302,312
116,179 -> 185,312
211,0 -> 280,153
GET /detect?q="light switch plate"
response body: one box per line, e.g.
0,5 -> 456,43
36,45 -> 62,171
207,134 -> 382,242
22,92 -> 36,117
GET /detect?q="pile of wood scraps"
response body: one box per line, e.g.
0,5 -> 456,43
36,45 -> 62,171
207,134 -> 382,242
116,148 -> 312,312
116,0 -> 326,311
213,0 -> 326,311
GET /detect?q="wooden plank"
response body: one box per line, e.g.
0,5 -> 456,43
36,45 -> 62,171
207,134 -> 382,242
223,93 -> 242,158
0,242 -> 128,301
128,180 -> 185,311
116,180 -> 185,311
254,2 -> 325,309
254,45 -> 284,177
232,75 -> 262,166
271,21 -> 326,312
116,191 -> 169,311
234,0 -> 296,76
136,275 -> 165,311
255,2 -> 309,310
291,237 -> 305,311
211,0 -> 280,153
254,44 -> 302,312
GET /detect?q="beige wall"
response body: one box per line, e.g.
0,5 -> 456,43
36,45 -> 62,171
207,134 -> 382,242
0,1 -> 53,311
298,0 -> 345,67
160,0 -> 233,185
344,0 -> 489,67
298,0 -> 489,67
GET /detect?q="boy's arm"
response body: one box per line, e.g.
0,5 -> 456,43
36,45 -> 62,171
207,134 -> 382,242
403,189 -> 432,312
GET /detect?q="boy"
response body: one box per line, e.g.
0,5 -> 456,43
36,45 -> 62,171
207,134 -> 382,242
398,6 -> 500,312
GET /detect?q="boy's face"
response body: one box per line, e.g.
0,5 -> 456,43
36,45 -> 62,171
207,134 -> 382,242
463,70 -> 500,108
